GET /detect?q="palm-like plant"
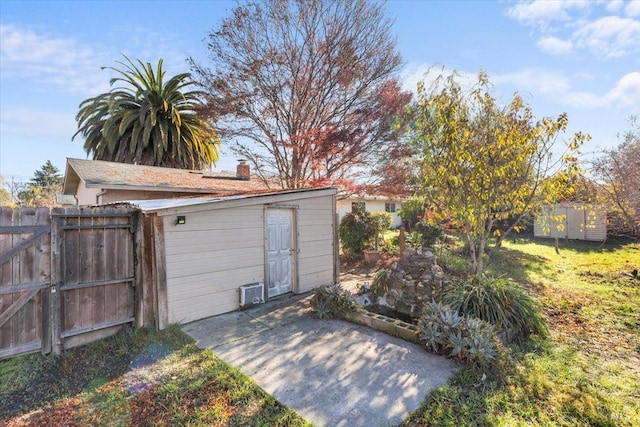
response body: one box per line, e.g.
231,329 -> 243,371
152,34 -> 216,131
74,55 -> 219,169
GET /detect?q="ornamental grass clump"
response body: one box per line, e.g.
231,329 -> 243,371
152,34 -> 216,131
310,284 -> 358,319
418,301 -> 497,365
441,275 -> 548,344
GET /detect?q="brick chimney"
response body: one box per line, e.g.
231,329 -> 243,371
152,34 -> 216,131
236,160 -> 250,181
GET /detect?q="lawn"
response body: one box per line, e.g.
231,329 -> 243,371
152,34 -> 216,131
404,237 -> 640,427
1,238 -> 638,426
0,325 -> 309,426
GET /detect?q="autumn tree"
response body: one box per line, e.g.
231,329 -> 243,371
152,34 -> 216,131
411,71 -> 586,275
74,56 -> 220,170
190,0 -> 410,189
0,176 -> 13,206
592,116 -> 640,237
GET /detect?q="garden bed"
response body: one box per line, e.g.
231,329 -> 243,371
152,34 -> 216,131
345,310 -> 420,344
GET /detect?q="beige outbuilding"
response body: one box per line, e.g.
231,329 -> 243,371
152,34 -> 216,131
132,188 -> 338,327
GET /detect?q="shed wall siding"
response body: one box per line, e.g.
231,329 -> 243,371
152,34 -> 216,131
162,205 -> 264,324
161,192 -> 335,323
534,204 -> 606,241
295,195 -> 335,293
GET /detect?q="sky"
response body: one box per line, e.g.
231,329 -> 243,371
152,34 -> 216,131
1,0 -> 639,184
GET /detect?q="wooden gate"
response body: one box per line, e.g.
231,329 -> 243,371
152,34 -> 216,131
0,206 -> 138,359
51,207 -> 136,353
0,208 -> 52,359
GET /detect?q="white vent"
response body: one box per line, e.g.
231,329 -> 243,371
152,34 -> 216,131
240,282 -> 264,307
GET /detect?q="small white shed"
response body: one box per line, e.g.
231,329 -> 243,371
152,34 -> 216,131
534,203 -> 607,241
134,188 -> 338,327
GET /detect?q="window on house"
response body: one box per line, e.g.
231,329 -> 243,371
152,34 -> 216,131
385,203 -> 396,213
351,201 -> 365,212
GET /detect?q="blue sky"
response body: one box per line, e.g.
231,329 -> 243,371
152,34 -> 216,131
1,0 -> 639,183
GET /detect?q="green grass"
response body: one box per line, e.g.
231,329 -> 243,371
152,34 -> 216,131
403,237 -> 640,427
1,325 -> 309,426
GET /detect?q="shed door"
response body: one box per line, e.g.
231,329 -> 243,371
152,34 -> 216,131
266,209 -> 294,298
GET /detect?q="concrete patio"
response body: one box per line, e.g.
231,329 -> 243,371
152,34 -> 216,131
182,293 -> 456,427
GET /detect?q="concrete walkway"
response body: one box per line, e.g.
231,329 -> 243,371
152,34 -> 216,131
182,294 -> 456,427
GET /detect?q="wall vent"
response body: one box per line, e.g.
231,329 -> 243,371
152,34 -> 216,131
240,282 -> 264,307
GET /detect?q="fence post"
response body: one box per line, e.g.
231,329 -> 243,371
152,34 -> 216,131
50,208 -> 62,355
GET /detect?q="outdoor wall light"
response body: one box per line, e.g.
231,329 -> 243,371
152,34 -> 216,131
176,216 -> 186,225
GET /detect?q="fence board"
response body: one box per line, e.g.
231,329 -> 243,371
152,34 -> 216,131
0,207 -> 50,358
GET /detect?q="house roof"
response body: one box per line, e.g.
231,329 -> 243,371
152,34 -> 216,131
342,194 -> 407,202
123,187 -> 337,214
63,158 -> 269,195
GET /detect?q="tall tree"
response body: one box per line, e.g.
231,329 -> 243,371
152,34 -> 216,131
30,160 -> 63,188
411,71 -> 587,275
592,116 -> 640,237
17,161 -> 63,207
74,56 -> 220,170
190,0 -> 409,189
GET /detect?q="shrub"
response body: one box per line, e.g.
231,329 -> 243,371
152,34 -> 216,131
370,211 -> 393,250
398,196 -> 426,231
310,284 -> 358,319
339,210 -> 376,253
441,275 -> 548,343
414,220 -> 444,248
417,301 -> 497,365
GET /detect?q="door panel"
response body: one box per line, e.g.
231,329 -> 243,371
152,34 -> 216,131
266,209 -> 293,298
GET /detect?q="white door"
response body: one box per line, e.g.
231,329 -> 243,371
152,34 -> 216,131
266,209 -> 294,298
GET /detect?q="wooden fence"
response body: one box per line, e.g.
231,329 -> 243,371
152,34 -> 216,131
0,206 -> 138,359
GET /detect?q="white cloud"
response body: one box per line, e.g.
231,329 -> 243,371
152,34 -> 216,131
627,0 -> 640,17
493,68 -> 640,110
506,1 -> 640,59
605,71 -> 640,107
493,68 -> 573,97
573,15 -> 640,58
537,36 -> 574,54
606,0 -> 625,13
0,24 -> 110,95
506,0 -> 591,26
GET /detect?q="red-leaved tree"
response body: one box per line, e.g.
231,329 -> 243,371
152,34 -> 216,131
190,0 -> 411,189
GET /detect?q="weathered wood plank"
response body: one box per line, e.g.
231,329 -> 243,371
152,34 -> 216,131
92,213 -> 106,326
0,209 -> 13,350
102,208 -> 118,322
153,215 -> 168,330
0,228 -> 50,271
50,208 -> 62,354
63,217 -> 80,333
0,281 -> 49,294
0,341 -> 41,360
140,215 -> 157,328
79,216 -> 93,329
0,225 -> 49,234
0,289 -> 38,329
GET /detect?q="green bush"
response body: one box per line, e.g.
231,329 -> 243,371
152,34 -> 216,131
417,301 -> 497,365
370,211 -> 393,250
441,275 -> 548,343
414,220 -> 444,248
339,210 -> 376,253
398,196 -> 426,230
310,284 -> 358,319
